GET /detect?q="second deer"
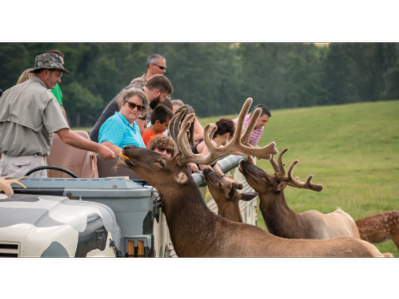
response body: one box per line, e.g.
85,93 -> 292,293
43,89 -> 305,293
239,148 -> 361,240
356,211 -> 399,251
202,168 -> 257,222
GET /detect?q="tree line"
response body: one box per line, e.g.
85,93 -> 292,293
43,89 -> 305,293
1,42 -> 398,127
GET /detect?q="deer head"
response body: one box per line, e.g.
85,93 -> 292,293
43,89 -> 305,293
203,168 -> 257,206
239,148 -> 323,195
203,168 -> 257,222
119,147 -> 192,190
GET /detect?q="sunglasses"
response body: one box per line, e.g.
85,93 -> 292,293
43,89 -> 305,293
127,101 -> 145,111
153,63 -> 167,70
156,146 -> 173,155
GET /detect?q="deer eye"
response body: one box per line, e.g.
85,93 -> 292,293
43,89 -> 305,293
218,182 -> 222,187
156,160 -> 165,167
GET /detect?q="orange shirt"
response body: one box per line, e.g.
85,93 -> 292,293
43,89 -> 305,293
142,130 -> 163,147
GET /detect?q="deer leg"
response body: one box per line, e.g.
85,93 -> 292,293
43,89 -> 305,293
389,231 -> 399,251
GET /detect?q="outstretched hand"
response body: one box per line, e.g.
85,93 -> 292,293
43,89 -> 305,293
98,145 -> 116,160
247,155 -> 254,164
188,162 -> 200,173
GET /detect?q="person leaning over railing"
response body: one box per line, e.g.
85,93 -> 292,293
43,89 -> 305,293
191,117 -> 240,184
99,87 -> 149,155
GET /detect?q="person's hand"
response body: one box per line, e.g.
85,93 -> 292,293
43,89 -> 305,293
189,162 -> 200,173
199,164 -> 212,171
223,176 -> 240,185
98,145 -> 116,160
247,155 -> 254,164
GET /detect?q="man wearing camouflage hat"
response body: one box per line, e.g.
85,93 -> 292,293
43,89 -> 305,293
0,53 -> 115,178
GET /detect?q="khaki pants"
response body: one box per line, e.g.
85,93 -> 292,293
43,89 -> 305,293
0,153 -> 47,178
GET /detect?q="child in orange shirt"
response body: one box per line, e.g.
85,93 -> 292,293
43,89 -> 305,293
142,104 -> 174,146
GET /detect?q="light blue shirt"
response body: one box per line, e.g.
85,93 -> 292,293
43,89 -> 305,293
99,112 -> 145,148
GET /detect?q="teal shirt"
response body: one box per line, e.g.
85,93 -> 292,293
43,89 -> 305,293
99,112 -> 145,149
51,83 -> 63,105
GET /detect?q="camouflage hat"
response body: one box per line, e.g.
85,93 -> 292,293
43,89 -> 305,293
30,53 -> 69,74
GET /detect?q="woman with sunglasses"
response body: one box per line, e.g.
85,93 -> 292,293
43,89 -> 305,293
99,87 -> 149,155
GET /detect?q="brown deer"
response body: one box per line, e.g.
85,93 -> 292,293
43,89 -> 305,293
238,148 -> 361,240
118,98 -> 391,257
355,211 -> 399,250
202,168 -> 258,222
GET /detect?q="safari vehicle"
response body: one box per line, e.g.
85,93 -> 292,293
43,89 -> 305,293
0,131 -> 257,258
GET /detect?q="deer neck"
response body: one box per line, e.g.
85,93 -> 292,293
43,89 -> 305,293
159,178 -> 221,257
258,192 -> 303,238
217,198 -> 243,223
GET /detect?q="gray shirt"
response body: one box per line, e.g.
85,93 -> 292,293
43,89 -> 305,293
0,76 -> 68,156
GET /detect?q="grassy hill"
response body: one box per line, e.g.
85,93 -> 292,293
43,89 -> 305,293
199,100 -> 399,257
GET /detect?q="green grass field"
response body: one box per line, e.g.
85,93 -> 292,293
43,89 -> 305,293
199,100 -> 399,257
77,100 -> 399,257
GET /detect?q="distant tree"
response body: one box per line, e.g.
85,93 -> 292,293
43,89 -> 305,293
321,43 -> 359,105
2,42 -> 397,127
0,43 -> 30,90
285,45 -> 328,108
381,60 -> 399,100
62,81 -> 103,127
344,43 -> 398,102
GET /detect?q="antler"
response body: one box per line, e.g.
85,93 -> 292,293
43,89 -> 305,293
0,176 -> 27,195
170,98 -> 278,166
275,148 -> 323,192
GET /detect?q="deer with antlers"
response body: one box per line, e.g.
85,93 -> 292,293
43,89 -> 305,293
355,211 -> 399,251
202,168 -> 258,222
238,148 -> 361,240
118,98 -> 391,257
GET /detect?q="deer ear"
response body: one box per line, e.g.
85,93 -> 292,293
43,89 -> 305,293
276,181 -> 287,192
240,192 -> 258,201
175,172 -> 188,185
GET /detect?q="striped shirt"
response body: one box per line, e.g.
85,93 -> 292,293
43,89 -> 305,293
233,114 -> 264,146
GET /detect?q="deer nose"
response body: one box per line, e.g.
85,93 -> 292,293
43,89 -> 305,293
239,160 -> 247,166
203,168 -> 211,174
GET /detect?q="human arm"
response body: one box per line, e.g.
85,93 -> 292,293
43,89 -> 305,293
136,118 -> 147,135
230,150 -> 255,164
101,142 -> 122,155
188,163 -> 200,173
50,85 -> 69,127
56,128 -> 116,160
193,117 -> 204,142
197,141 -> 224,175
60,106 -> 69,127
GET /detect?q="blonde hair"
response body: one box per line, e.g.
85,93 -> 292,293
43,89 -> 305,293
17,68 -> 34,84
115,87 -> 149,118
